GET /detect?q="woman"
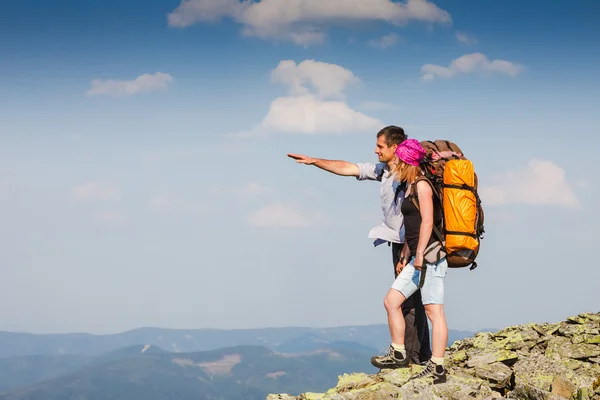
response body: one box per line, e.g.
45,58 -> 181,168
370,138 -> 448,384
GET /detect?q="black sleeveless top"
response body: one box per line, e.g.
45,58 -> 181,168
401,182 -> 443,257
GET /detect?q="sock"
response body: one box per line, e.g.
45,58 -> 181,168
431,356 -> 444,367
391,343 -> 406,358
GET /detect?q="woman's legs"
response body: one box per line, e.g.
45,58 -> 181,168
371,265 -> 419,369
409,259 -> 448,383
384,288 -> 406,346
424,304 -> 448,359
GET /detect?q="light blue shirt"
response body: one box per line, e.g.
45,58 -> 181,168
356,162 -> 405,246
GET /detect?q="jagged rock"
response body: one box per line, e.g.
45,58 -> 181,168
513,352 -> 598,396
334,382 -> 400,400
508,382 -> 566,400
379,367 -> 413,387
466,349 -> 519,368
534,323 -> 561,337
475,362 -> 513,390
266,312 -> 600,400
585,335 -> 600,344
551,375 -> 576,398
297,393 -> 331,400
546,336 -> 600,360
267,395 -> 297,400
559,323 -> 600,337
397,375 -> 494,399
569,313 -> 600,324
494,326 -> 541,351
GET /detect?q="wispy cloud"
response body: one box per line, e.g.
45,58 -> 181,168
421,52 -> 524,82
455,31 -> 477,44
86,72 -> 173,97
479,159 -> 581,209
167,0 -> 452,46
72,182 -> 121,202
368,33 -> 401,49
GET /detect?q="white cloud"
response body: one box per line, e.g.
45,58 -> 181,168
455,31 -> 477,44
86,72 -> 173,97
421,52 -> 524,82
368,33 -> 401,49
271,59 -> 359,99
247,202 -> 327,228
239,59 -> 383,136
260,95 -> 382,135
167,0 -> 452,46
72,182 -> 121,202
479,159 -> 581,209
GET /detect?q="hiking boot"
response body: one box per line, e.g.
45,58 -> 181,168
370,345 -> 410,369
410,360 -> 447,383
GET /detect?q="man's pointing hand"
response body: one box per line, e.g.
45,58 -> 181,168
287,153 -> 316,165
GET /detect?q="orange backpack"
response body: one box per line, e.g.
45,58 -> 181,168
408,140 -> 485,270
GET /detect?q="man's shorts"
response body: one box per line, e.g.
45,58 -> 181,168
391,256 -> 448,305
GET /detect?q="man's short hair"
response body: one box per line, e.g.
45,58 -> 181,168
376,125 -> 407,147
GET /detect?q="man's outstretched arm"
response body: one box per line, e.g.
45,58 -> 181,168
287,153 -> 359,177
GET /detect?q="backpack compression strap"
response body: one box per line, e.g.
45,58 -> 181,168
407,176 -> 445,289
408,176 -> 445,244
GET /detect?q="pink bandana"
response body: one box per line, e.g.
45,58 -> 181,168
395,139 -> 426,166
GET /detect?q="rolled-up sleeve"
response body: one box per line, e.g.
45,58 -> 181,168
356,162 -> 383,181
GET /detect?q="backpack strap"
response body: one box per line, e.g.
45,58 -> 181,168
408,176 -> 445,289
392,179 -> 407,205
374,162 -> 386,182
408,176 -> 445,244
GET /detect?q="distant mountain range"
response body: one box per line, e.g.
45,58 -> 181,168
0,325 -> 485,399
0,324 -> 478,358
0,344 -> 377,400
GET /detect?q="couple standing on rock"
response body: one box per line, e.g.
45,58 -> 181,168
288,126 -> 448,384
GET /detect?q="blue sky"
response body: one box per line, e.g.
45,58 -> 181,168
1,0 -> 599,335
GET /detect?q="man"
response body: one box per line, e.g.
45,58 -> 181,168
287,125 -> 431,366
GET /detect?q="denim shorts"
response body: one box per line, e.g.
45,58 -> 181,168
391,256 -> 448,305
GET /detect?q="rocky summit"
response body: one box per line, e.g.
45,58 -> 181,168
267,312 -> 600,400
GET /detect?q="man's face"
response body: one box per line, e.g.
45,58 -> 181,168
375,135 -> 397,163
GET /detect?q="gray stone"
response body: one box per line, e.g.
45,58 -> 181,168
551,375 -> 576,399
466,349 -> 519,368
267,312 -> 600,400
546,336 -> 600,360
475,362 -> 514,389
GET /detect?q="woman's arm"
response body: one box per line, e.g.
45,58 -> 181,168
414,180 -> 434,269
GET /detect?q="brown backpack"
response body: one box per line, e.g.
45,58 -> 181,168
410,140 -> 485,270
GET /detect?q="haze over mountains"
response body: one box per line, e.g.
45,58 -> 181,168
0,324 -> 480,399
